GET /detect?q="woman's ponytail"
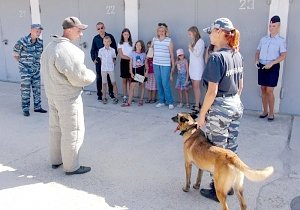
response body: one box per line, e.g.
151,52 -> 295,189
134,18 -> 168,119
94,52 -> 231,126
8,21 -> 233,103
225,29 -> 240,51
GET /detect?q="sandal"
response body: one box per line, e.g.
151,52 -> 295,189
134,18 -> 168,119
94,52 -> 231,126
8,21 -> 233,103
268,115 -> 274,121
121,102 -> 130,107
145,99 -> 151,104
102,98 -> 108,104
113,98 -> 119,104
138,100 -> 144,106
259,113 -> 268,118
191,105 -> 199,110
191,105 -> 200,114
149,99 -> 157,104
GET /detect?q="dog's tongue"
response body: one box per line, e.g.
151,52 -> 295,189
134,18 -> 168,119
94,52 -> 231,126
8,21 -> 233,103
174,125 -> 180,132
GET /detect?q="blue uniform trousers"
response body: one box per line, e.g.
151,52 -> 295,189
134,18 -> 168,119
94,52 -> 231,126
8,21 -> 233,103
20,67 -> 41,112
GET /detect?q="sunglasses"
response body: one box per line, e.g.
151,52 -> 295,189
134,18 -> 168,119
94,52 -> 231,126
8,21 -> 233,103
158,23 -> 167,28
97,26 -> 104,30
207,27 -> 220,34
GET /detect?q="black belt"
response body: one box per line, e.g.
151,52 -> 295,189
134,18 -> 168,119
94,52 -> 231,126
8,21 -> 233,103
216,93 -> 236,98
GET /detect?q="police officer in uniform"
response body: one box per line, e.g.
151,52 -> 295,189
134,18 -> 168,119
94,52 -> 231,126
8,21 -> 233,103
197,18 -> 244,202
255,15 -> 287,121
13,24 -> 47,116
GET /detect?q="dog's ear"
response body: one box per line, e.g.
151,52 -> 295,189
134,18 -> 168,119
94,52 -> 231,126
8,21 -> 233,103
179,116 -> 189,123
190,112 -> 198,120
171,115 -> 178,122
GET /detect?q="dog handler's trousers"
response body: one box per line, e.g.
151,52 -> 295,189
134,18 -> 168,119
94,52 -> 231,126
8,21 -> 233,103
48,94 -> 84,172
206,94 -> 243,153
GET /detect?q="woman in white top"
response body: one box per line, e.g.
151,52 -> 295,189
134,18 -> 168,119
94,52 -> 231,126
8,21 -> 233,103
118,28 -> 133,103
188,26 -> 205,112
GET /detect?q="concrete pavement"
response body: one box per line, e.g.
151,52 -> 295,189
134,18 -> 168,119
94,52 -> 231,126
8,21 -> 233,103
0,81 -> 299,210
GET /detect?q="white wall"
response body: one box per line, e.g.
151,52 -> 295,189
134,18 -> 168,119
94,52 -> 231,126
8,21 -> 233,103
269,0 -> 289,112
30,0 -> 41,24
124,0 -> 138,41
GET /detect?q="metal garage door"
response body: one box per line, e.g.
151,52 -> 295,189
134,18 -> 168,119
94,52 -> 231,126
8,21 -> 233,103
196,0 -> 270,111
138,0 -> 270,109
0,14 -> 6,80
40,0 -> 125,91
79,0 -> 125,91
39,0 -> 79,46
138,0 -> 199,102
138,0 -> 197,50
279,1 -> 300,115
0,0 -> 31,82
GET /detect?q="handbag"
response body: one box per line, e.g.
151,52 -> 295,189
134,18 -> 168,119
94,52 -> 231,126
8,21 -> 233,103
134,73 -> 145,83
146,47 -> 154,58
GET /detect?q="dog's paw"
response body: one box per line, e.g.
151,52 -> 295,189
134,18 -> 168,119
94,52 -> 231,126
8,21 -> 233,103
182,187 -> 190,192
193,184 -> 200,189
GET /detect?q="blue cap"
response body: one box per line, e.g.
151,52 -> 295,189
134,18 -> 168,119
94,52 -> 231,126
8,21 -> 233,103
31,24 -> 43,30
203,18 -> 235,34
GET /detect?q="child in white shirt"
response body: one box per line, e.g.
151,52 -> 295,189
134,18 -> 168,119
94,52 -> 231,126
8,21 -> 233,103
98,36 -> 118,104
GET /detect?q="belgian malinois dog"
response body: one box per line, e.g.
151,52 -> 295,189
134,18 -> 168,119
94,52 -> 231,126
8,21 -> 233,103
172,112 -> 274,210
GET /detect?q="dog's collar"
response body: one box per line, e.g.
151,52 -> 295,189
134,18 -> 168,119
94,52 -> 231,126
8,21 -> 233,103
180,124 -> 198,136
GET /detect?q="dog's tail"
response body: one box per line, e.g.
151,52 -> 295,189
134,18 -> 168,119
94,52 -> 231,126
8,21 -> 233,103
232,156 -> 274,182
243,166 -> 274,182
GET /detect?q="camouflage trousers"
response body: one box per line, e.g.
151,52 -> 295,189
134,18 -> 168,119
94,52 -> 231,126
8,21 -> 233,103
20,67 -> 41,112
206,94 -> 243,153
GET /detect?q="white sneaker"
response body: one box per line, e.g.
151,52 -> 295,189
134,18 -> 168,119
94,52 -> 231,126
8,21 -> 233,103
169,104 -> 174,110
122,96 -> 127,103
155,103 -> 165,108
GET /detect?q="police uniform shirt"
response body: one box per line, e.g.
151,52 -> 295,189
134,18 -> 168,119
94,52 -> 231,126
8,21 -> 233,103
13,34 -> 43,69
202,48 -> 243,95
257,34 -> 287,65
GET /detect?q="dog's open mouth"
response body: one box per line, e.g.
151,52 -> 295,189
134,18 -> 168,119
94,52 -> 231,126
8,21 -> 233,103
171,116 -> 180,132
174,124 -> 180,132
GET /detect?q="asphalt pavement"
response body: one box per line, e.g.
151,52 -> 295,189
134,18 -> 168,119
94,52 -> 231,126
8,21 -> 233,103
0,81 -> 299,210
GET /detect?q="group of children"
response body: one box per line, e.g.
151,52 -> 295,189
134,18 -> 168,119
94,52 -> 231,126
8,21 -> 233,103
97,35 -> 192,108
